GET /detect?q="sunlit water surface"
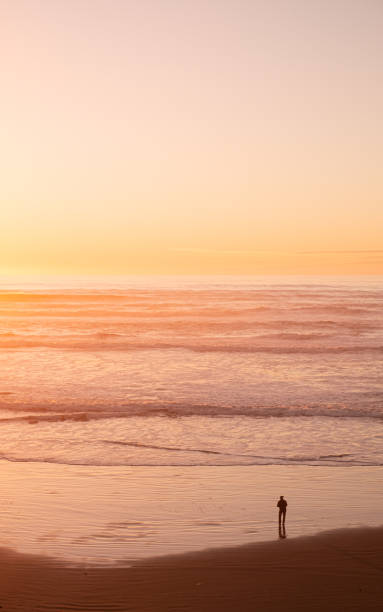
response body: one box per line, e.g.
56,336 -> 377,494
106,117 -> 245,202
0,275 -> 382,467
0,275 -> 382,562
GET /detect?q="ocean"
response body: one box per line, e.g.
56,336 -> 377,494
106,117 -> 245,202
1,274 -> 382,468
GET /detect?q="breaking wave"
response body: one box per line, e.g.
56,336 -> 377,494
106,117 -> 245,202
0,401 -> 382,422
0,336 -> 382,353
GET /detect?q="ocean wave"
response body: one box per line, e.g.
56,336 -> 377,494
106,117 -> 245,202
0,306 -> 274,318
0,334 -> 382,353
102,440 -> 356,462
0,403 -> 382,422
254,332 -> 333,340
102,439 -> 230,455
0,450 -> 377,467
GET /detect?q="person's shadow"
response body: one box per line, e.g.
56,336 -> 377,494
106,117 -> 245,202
278,524 -> 287,539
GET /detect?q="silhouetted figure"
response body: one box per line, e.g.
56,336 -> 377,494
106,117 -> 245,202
278,523 -> 286,539
277,495 -> 287,525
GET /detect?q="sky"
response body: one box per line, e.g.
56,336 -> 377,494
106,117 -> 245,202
1,0 -> 382,275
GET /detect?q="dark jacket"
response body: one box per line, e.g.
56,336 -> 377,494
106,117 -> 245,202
277,499 -> 287,511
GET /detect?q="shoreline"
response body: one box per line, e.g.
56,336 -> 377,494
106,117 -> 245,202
1,462 -> 382,564
0,526 -> 382,611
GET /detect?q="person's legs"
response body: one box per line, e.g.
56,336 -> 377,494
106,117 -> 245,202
282,510 -> 286,525
279,509 -> 282,524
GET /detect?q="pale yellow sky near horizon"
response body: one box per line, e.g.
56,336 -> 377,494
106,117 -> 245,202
1,0 -> 382,275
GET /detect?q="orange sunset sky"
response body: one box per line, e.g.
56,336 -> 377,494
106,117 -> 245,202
1,0 -> 382,275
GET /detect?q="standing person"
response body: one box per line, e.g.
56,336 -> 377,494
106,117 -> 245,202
277,495 -> 287,525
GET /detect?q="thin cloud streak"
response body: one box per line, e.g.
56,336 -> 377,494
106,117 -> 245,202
298,250 -> 383,255
169,248 -> 282,256
171,248 -> 383,257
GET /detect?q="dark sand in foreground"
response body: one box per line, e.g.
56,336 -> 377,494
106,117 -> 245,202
1,527 -> 383,611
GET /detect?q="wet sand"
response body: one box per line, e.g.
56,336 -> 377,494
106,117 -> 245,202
1,526 -> 382,611
1,462 -> 383,564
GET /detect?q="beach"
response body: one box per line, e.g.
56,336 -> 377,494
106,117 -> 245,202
0,462 -> 382,564
0,461 -> 382,611
0,276 -> 382,608
0,526 -> 382,611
